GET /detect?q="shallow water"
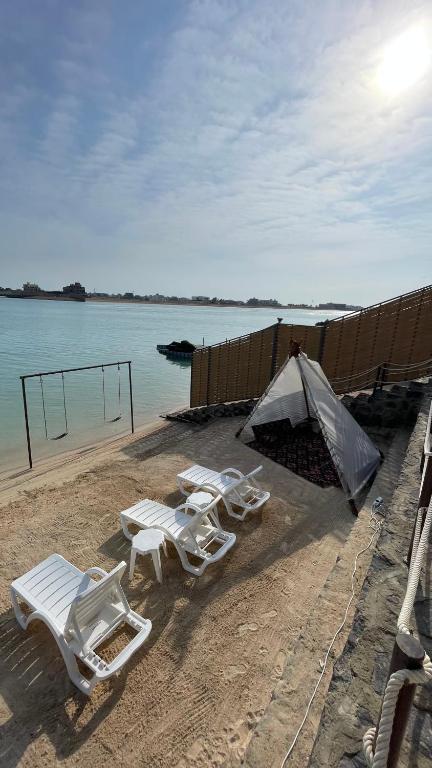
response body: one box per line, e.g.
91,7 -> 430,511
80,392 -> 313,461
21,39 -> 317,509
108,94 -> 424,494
0,298 -> 344,472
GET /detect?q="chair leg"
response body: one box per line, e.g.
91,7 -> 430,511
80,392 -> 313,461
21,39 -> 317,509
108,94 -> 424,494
224,497 -> 247,520
129,548 -> 137,580
24,614 -> 96,695
121,517 -> 134,541
10,588 -> 29,630
151,548 -> 163,583
62,645 -> 96,695
175,544 -> 208,576
177,478 -> 191,497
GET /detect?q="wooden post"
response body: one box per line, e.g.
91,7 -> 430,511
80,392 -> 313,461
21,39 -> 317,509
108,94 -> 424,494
373,633 -> 424,767
317,321 -> 327,364
206,347 -> 213,406
379,362 -> 388,391
270,318 -> 283,379
373,365 -> 382,397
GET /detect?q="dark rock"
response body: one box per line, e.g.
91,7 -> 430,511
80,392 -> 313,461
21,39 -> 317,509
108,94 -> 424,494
381,412 -> 400,428
372,653 -> 389,694
414,598 -> 432,639
406,389 -> 423,400
338,752 -> 367,767
369,390 -> 387,401
391,384 -> 408,396
409,381 -> 425,392
308,388 -> 432,768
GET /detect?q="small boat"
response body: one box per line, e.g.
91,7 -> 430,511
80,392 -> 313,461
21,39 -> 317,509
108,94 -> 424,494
157,340 -> 201,361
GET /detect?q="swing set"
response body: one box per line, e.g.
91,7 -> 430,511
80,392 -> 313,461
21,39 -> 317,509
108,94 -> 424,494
20,360 -> 134,469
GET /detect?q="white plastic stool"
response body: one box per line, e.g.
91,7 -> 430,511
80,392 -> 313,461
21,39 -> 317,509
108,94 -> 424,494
187,491 -> 215,509
129,529 -> 167,583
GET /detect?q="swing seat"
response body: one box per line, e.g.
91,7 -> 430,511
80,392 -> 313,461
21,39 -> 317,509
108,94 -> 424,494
52,431 -> 68,440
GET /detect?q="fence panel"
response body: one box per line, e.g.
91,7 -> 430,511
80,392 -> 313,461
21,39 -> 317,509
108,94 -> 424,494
190,284 -> 432,407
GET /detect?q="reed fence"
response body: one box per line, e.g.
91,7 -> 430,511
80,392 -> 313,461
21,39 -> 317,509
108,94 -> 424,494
190,284 -> 432,407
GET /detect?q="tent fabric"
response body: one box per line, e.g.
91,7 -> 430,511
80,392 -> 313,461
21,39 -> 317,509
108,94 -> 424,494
238,352 -> 381,500
240,355 -> 315,442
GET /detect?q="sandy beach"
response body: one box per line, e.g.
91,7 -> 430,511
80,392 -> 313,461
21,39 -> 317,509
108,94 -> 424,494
0,416 -> 405,767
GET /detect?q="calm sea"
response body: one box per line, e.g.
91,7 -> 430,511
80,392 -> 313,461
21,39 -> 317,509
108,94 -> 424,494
0,298 -> 345,473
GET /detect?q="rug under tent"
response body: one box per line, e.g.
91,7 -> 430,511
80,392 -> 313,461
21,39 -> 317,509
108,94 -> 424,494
247,418 -> 342,489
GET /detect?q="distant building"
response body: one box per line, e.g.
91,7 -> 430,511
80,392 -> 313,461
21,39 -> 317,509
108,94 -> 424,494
63,282 -> 86,295
247,297 -> 281,307
192,295 -> 210,302
22,282 -> 42,294
123,292 -> 134,299
146,293 -> 167,302
318,302 -> 362,311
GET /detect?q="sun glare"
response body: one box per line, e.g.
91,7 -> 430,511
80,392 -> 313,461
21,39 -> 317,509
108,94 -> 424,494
377,26 -> 431,96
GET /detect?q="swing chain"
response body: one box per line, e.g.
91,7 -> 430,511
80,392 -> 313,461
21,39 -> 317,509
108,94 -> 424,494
101,362 -> 122,423
39,372 -> 68,440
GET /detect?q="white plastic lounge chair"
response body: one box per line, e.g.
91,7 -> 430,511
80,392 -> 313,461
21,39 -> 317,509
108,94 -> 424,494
10,554 -> 152,695
177,464 -> 270,521
120,493 -> 236,576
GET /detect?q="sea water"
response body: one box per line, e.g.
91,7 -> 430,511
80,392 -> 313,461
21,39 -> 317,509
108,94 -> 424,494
0,298 -> 344,473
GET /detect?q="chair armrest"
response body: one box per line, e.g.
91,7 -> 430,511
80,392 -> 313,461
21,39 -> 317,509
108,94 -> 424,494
221,467 -> 244,479
176,503 -> 202,528
246,465 -> 263,480
183,493 -> 222,517
84,566 -> 109,580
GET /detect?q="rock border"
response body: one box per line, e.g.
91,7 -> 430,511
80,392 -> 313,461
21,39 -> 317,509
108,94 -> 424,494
308,386 -> 432,768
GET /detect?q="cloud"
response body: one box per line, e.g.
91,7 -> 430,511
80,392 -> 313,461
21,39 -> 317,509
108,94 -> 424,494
1,0 -> 431,302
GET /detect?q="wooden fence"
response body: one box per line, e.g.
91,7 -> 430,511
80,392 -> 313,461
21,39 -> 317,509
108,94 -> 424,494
190,284 -> 432,407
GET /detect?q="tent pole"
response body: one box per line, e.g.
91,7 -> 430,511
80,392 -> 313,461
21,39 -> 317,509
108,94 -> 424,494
297,357 -> 312,420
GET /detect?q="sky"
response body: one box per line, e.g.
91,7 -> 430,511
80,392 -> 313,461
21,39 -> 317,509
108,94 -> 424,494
0,1 -> 431,305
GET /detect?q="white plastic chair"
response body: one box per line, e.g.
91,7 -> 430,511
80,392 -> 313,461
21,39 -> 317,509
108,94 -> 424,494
10,554 -> 152,695
120,493 -> 236,576
177,464 -> 270,520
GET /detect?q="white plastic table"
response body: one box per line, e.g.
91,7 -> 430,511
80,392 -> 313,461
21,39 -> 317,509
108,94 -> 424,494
129,529 -> 167,583
186,491 -> 215,509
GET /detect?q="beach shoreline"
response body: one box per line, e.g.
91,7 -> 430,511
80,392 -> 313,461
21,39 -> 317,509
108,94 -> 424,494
0,416 -> 175,503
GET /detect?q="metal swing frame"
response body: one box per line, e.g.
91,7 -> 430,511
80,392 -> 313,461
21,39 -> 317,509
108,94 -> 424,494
20,361 -> 134,469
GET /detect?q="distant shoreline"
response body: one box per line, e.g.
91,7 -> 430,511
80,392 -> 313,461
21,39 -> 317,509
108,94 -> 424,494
1,294 -> 356,312
86,297 -> 346,311
3,294 -> 84,302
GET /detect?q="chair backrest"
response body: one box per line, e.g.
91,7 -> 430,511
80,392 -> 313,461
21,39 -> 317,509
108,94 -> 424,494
65,562 -> 128,648
181,493 -> 223,538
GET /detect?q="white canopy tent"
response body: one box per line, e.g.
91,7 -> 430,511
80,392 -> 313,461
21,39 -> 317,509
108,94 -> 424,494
238,352 -> 381,501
